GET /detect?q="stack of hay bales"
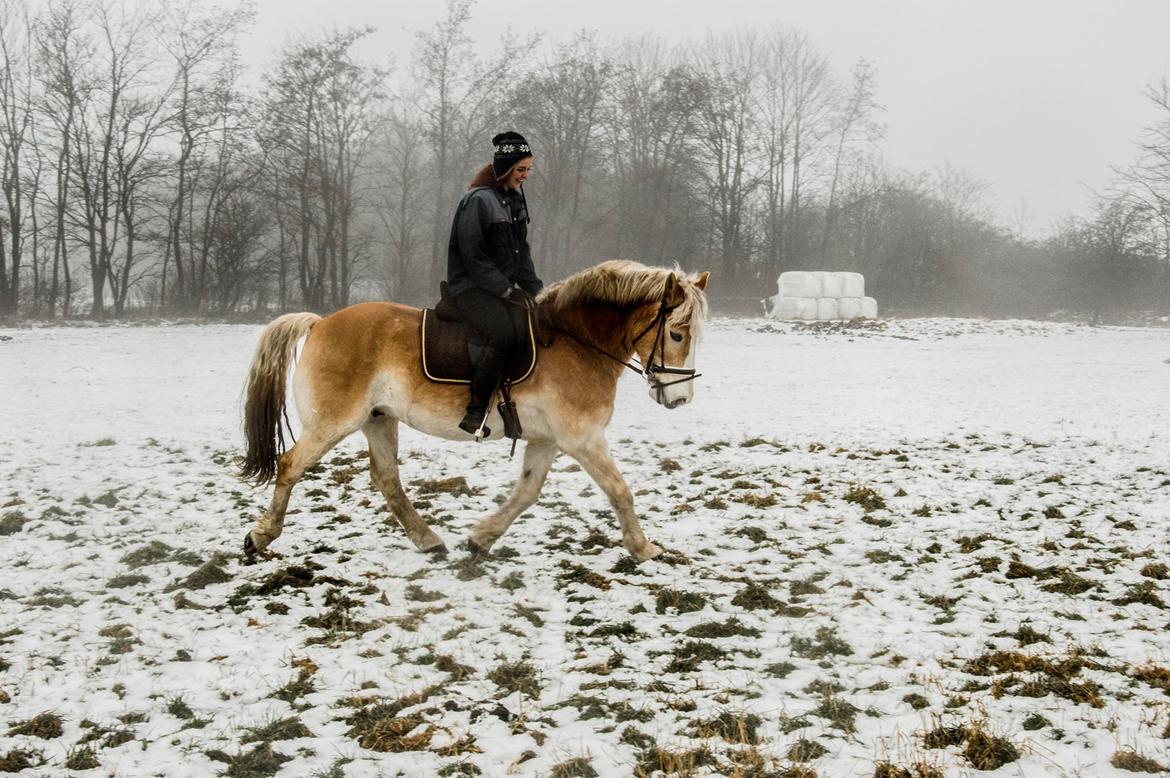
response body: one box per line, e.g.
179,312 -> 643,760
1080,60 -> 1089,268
764,271 -> 878,320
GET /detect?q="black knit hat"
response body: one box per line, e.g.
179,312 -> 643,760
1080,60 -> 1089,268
492,131 -> 533,179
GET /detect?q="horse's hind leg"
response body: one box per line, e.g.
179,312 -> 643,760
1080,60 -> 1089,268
246,426 -> 347,555
566,435 -> 661,561
364,415 -> 447,554
467,440 -> 558,555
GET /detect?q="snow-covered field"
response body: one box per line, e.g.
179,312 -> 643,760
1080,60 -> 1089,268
1,317 -> 1168,777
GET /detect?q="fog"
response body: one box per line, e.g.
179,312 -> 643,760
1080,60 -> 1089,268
245,0 -> 1170,234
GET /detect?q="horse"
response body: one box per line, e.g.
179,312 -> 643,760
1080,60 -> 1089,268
239,260 -> 710,562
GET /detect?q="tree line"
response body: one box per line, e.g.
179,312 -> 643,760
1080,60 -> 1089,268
0,0 -> 1167,320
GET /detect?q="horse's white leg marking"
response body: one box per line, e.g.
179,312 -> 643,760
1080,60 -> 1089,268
364,416 -> 446,553
567,436 -> 661,561
468,440 -> 558,551
249,427 -> 346,552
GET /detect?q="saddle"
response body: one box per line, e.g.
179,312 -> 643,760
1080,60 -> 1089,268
420,282 -> 538,385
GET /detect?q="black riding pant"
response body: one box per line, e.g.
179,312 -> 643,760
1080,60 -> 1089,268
453,287 -> 522,409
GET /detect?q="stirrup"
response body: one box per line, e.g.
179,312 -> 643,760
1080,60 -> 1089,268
458,409 -> 490,440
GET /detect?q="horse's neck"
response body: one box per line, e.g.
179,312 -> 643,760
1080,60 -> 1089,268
553,302 -> 652,362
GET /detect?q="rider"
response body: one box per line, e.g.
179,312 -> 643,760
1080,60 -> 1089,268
446,131 -> 543,437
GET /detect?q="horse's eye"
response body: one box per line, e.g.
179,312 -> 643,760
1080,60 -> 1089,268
670,331 -> 683,343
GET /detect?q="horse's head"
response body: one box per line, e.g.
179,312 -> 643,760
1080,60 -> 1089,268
634,270 -> 710,409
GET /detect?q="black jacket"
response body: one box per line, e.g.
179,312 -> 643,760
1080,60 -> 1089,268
446,186 -> 542,300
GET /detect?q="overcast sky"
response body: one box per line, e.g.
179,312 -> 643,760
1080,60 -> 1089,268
243,0 -> 1170,237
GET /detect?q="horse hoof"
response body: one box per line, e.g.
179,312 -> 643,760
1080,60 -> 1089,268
423,542 -> 449,558
243,532 -> 257,556
465,539 -> 490,559
632,542 -> 663,562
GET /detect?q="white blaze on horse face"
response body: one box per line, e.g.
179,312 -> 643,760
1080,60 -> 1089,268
648,318 -> 700,408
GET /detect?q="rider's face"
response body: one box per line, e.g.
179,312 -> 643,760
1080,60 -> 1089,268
504,159 -> 532,190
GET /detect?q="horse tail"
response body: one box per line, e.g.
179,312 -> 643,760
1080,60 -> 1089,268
240,312 -> 321,485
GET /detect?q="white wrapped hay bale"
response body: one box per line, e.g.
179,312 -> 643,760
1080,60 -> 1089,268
778,271 -> 822,298
861,297 -> 878,318
837,297 -> 863,319
820,272 -> 845,298
840,272 -> 865,298
767,296 -> 804,319
816,298 -> 839,319
795,298 -> 820,320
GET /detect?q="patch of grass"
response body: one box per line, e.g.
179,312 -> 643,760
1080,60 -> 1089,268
732,582 -> 810,617
1111,750 -> 1168,773
206,743 -> 292,777
844,485 -> 886,511
1040,570 -> 1096,595
176,553 -> 232,591
166,697 -> 194,720
588,621 -> 639,639
659,458 -> 682,473
1113,582 -> 1166,609
1140,562 -> 1168,580
665,640 -> 726,673
1021,713 -> 1050,730
962,724 -> 1019,771
404,584 -> 444,602
106,574 -> 150,589
0,749 -> 42,772
487,660 -> 540,698
549,756 -> 598,777
6,712 -> 64,739
558,561 -> 611,590
269,670 -> 315,703
684,617 -> 760,639
874,762 -> 943,778
786,738 -> 828,761
765,661 -> 797,678
119,540 -> 173,566
654,587 -> 706,614
808,696 -> 860,732
636,745 -> 716,776
734,525 -> 769,543
412,476 -> 475,496
64,746 -> 100,770
24,587 -> 81,608
902,693 -> 929,710
922,724 -> 966,749
242,716 -> 312,744
0,512 -> 27,536
689,711 -> 762,744
1132,664 -> 1170,696
791,627 -> 852,659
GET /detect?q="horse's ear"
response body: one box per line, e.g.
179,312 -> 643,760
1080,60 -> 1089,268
663,274 -> 685,307
692,271 -> 709,290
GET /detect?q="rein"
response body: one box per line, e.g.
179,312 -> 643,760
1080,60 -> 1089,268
541,295 -> 701,403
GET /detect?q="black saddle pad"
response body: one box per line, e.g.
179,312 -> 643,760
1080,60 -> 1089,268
420,305 -> 537,384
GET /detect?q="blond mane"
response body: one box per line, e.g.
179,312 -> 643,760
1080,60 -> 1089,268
540,260 -> 708,327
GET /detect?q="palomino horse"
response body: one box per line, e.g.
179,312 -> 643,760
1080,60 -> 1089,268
240,260 -> 709,561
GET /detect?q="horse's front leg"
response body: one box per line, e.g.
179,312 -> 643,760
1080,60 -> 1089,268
566,436 -> 661,561
467,440 -> 558,555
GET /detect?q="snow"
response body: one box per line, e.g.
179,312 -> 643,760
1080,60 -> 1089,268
1,316 -> 1169,776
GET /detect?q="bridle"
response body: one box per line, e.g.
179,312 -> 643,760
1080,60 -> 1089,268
543,292 -> 701,405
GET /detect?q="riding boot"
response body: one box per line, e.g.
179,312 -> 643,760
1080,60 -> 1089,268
459,346 -> 506,436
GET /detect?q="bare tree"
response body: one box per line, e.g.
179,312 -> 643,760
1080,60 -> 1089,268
0,0 -> 34,316
821,58 -> 882,264
512,31 -> 614,278
691,30 -> 763,292
33,0 -> 91,318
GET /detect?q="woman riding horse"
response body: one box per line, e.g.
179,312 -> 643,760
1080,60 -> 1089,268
446,131 -> 543,437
